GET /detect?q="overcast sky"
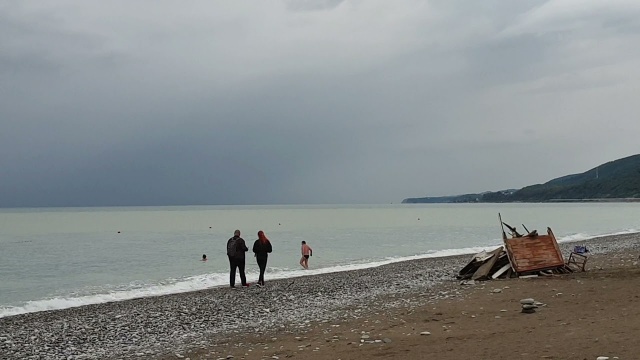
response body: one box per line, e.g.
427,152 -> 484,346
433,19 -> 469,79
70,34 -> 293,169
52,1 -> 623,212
1,0 -> 640,207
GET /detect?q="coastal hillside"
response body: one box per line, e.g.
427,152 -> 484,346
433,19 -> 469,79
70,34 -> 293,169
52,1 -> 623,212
403,154 -> 640,203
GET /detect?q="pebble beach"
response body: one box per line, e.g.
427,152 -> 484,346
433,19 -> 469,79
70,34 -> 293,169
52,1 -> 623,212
2,233 -> 639,360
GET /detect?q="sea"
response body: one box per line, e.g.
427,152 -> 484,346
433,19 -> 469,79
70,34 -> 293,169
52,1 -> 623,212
1,203 -> 639,318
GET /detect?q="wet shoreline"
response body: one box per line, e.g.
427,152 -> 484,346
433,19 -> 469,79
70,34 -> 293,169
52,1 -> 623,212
1,233 -> 639,359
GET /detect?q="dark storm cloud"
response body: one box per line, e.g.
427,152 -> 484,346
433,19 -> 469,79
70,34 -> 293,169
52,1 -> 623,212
2,0 -> 640,206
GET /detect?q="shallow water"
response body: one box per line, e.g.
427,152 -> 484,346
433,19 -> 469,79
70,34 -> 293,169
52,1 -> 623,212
1,203 -> 639,317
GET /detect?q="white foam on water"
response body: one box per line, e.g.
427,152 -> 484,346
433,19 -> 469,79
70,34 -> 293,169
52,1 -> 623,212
2,228 -> 638,318
557,228 -> 639,243
557,233 -> 593,242
0,245 -> 500,318
265,245 -> 498,279
0,273 -> 226,318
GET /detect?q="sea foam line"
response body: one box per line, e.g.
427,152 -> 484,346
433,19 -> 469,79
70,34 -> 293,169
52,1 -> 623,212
0,245 -> 494,318
2,228 -> 637,318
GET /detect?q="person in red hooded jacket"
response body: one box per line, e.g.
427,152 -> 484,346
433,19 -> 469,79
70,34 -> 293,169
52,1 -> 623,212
252,230 -> 273,287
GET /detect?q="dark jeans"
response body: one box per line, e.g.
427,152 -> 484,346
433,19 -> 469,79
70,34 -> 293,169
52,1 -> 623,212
256,256 -> 268,285
229,256 -> 246,287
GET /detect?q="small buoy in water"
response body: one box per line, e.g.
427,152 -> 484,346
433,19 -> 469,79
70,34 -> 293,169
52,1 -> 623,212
209,226 -> 212,229
117,231 -> 121,234
278,223 -> 281,225
418,218 -> 420,220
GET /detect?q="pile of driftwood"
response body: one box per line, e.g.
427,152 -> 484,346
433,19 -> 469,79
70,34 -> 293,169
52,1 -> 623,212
457,246 -> 513,281
456,245 -> 573,282
457,215 -> 579,282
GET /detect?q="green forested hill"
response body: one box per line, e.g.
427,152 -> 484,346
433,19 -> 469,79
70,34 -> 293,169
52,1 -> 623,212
403,154 -> 640,203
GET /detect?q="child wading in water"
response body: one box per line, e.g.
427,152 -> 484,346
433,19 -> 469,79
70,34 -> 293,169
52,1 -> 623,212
300,241 -> 313,269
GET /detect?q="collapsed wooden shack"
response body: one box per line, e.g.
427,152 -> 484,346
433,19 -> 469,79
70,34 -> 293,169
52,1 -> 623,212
457,214 -> 574,281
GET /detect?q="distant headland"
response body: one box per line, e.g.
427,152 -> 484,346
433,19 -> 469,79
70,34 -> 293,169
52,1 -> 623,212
403,154 -> 640,204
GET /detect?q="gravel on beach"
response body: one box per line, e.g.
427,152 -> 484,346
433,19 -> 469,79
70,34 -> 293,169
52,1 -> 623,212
1,233 -> 639,360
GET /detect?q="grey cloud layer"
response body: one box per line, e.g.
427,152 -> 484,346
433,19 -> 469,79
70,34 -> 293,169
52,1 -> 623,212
2,0 -> 640,206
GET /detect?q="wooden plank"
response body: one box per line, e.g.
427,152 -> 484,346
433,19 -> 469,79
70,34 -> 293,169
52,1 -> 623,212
457,258 -> 478,278
457,250 -> 498,278
519,274 -> 538,279
505,268 -> 514,278
503,227 -> 565,273
491,263 -> 511,279
548,227 -> 564,263
471,247 -> 503,280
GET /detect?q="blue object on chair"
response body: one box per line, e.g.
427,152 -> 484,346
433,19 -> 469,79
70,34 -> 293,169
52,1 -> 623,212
573,245 -> 588,254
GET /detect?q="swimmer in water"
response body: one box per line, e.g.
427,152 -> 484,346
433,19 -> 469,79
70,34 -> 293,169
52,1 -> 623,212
299,241 -> 313,270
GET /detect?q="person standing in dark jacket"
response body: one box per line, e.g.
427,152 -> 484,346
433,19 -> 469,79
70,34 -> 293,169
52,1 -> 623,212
227,229 -> 249,288
252,230 -> 273,287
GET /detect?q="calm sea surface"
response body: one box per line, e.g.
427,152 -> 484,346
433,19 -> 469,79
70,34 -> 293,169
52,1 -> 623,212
1,203 -> 639,317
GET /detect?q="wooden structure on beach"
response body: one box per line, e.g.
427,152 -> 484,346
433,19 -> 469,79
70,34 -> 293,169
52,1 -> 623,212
502,227 -> 565,273
499,214 -> 568,275
457,214 -> 575,281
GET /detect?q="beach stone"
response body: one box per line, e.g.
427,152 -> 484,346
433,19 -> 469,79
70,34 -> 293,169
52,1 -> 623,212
9,237 -> 636,360
520,298 -> 535,304
492,289 -> 502,293
361,335 -> 370,339
521,308 -> 536,314
522,304 -> 538,310
596,357 -> 609,360
383,338 -> 392,343
420,331 -> 431,335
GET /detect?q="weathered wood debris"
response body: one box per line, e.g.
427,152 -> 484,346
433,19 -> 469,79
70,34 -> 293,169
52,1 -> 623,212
457,214 -> 579,281
457,246 -> 513,281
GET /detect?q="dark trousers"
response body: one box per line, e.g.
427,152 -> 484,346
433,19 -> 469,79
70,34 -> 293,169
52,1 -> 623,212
229,256 -> 246,287
256,256 -> 268,285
